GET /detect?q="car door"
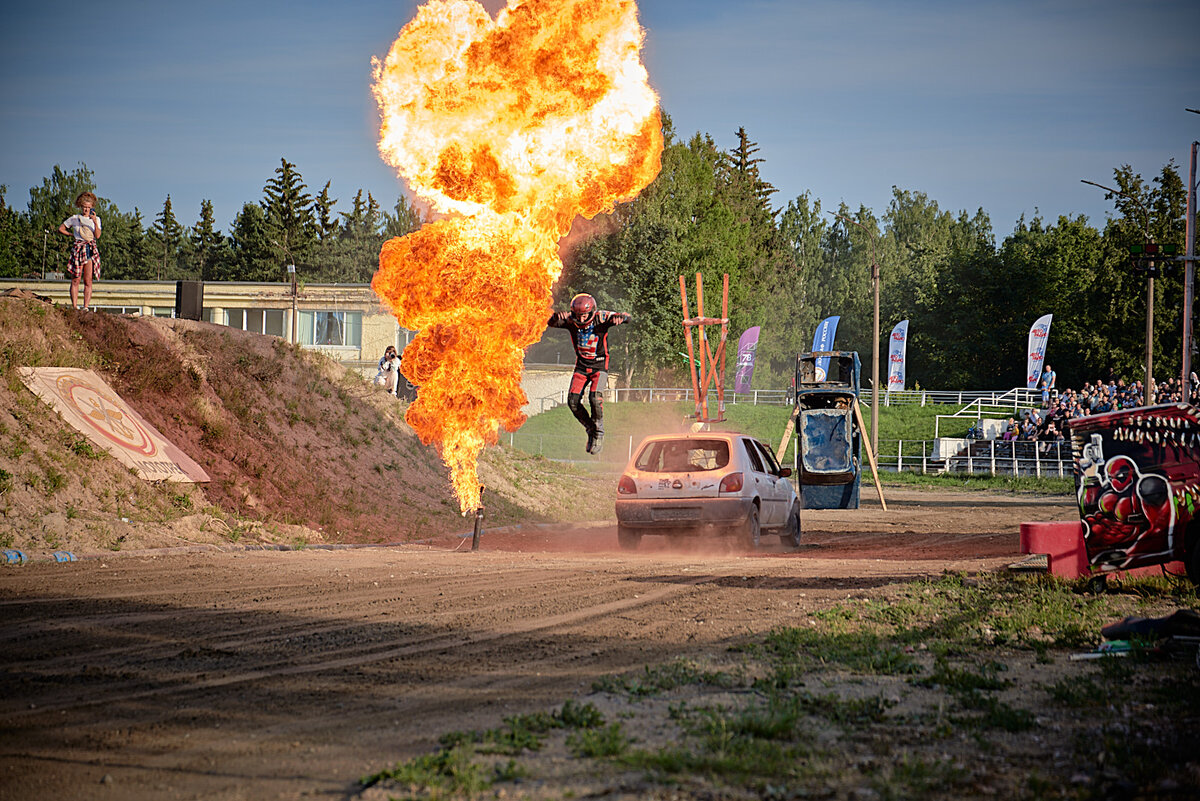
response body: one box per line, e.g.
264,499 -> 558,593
739,437 -> 782,526
754,439 -> 795,523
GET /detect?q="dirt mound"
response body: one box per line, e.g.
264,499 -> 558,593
0,298 -> 612,557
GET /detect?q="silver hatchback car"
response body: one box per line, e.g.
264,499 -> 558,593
614,432 -> 802,550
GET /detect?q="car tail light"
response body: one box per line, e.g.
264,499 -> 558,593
617,475 -> 637,495
719,472 -> 744,493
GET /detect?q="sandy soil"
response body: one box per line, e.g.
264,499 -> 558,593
0,488 -> 1075,801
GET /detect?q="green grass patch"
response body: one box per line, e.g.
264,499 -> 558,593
439,701 -> 607,755
360,744 -> 489,796
882,470 -> 1074,495
757,627 -> 921,676
592,658 -> 742,697
566,722 -> 630,758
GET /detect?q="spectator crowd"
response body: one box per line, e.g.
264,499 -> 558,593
999,366 -> 1197,445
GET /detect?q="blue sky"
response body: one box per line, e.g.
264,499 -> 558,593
2,0 -> 1196,235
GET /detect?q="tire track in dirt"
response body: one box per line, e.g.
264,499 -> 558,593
2,558 -> 747,719
1,562 -> 612,672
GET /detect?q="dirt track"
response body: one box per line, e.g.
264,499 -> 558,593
0,488 -> 1075,801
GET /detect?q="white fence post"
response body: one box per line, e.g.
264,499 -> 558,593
990,439 -> 995,475
1035,444 -> 1041,478
922,440 -> 927,474
897,439 -> 903,472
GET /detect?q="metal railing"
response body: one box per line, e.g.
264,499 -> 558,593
876,438 -> 1071,478
498,431 -> 1072,479
933,388 -> 1042,438
533,386 -> 1040,414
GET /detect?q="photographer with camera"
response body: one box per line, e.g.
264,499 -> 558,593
375,345 -> 401,397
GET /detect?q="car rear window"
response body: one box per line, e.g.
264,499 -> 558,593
635,439 -> 730,473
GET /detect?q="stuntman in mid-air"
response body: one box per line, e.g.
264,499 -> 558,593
547,293 -> 631,455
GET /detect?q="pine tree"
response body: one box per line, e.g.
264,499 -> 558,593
188,199 -> 226,281
727,127 -> 777,217
261,157 -> 315,265
0,185 -> 26,278
314,181 -> 340,241
150,195 -> 184,279
383,195 -> 425,239
229,202 -> 278,282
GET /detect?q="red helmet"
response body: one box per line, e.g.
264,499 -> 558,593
570,293 -> 597,325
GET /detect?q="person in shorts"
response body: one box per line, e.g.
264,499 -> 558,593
57,191 -> 102,310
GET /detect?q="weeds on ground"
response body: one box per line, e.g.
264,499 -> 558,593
364,701 -> 607,795
591,658 -> 742,697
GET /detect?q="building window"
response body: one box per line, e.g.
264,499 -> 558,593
152,307 -> 175,318
226,308 -> 286,337
91,305 -> 141,315
298,311 -> 362,347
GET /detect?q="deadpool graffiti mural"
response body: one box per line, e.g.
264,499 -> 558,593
1071,404 -> 1200,573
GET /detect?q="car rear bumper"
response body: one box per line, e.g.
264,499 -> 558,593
615,497 -> 754,532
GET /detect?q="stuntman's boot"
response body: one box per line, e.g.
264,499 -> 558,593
589,425 -> 604,455
588,391 -> 604,454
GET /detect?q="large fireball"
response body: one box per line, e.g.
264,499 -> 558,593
371,0 -> 662,512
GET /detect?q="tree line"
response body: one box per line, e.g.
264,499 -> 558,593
552,117 -> 1194,391
0,158 -> 424,285
0,120 -> 1194,391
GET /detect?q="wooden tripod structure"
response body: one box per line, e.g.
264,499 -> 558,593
679,272 -> 729,423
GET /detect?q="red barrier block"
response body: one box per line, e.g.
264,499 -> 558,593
1020,521 -> 1187,580
1020,521 -> 1087,578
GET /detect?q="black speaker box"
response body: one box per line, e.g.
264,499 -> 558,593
175,281 -> 204,320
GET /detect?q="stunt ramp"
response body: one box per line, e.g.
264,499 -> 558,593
19,367 -> 210,483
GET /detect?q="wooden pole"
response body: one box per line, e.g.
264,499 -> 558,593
853,400 -> 887,511
776,408 -> 799,463
696,272 -> 707,421
717,274 -> 729,419
679,276 -> 702,419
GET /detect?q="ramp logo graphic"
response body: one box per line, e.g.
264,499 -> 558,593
57,373 -> 157,456
19,368 -> 209,483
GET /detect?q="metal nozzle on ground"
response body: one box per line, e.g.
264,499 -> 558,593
471,486 -> 485,551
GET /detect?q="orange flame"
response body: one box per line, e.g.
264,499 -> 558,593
371,0 -> 662,513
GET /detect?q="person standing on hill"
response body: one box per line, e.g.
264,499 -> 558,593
547,293 -> 631,455
57,192 -> 102,310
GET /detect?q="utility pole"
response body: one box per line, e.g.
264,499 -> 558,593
830,212 -> 881,454
1184,137 -> 1198,402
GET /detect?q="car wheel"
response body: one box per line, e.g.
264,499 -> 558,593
741,505 -> 761,551
617,525 -> 641,551
780,503 -> 801,548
